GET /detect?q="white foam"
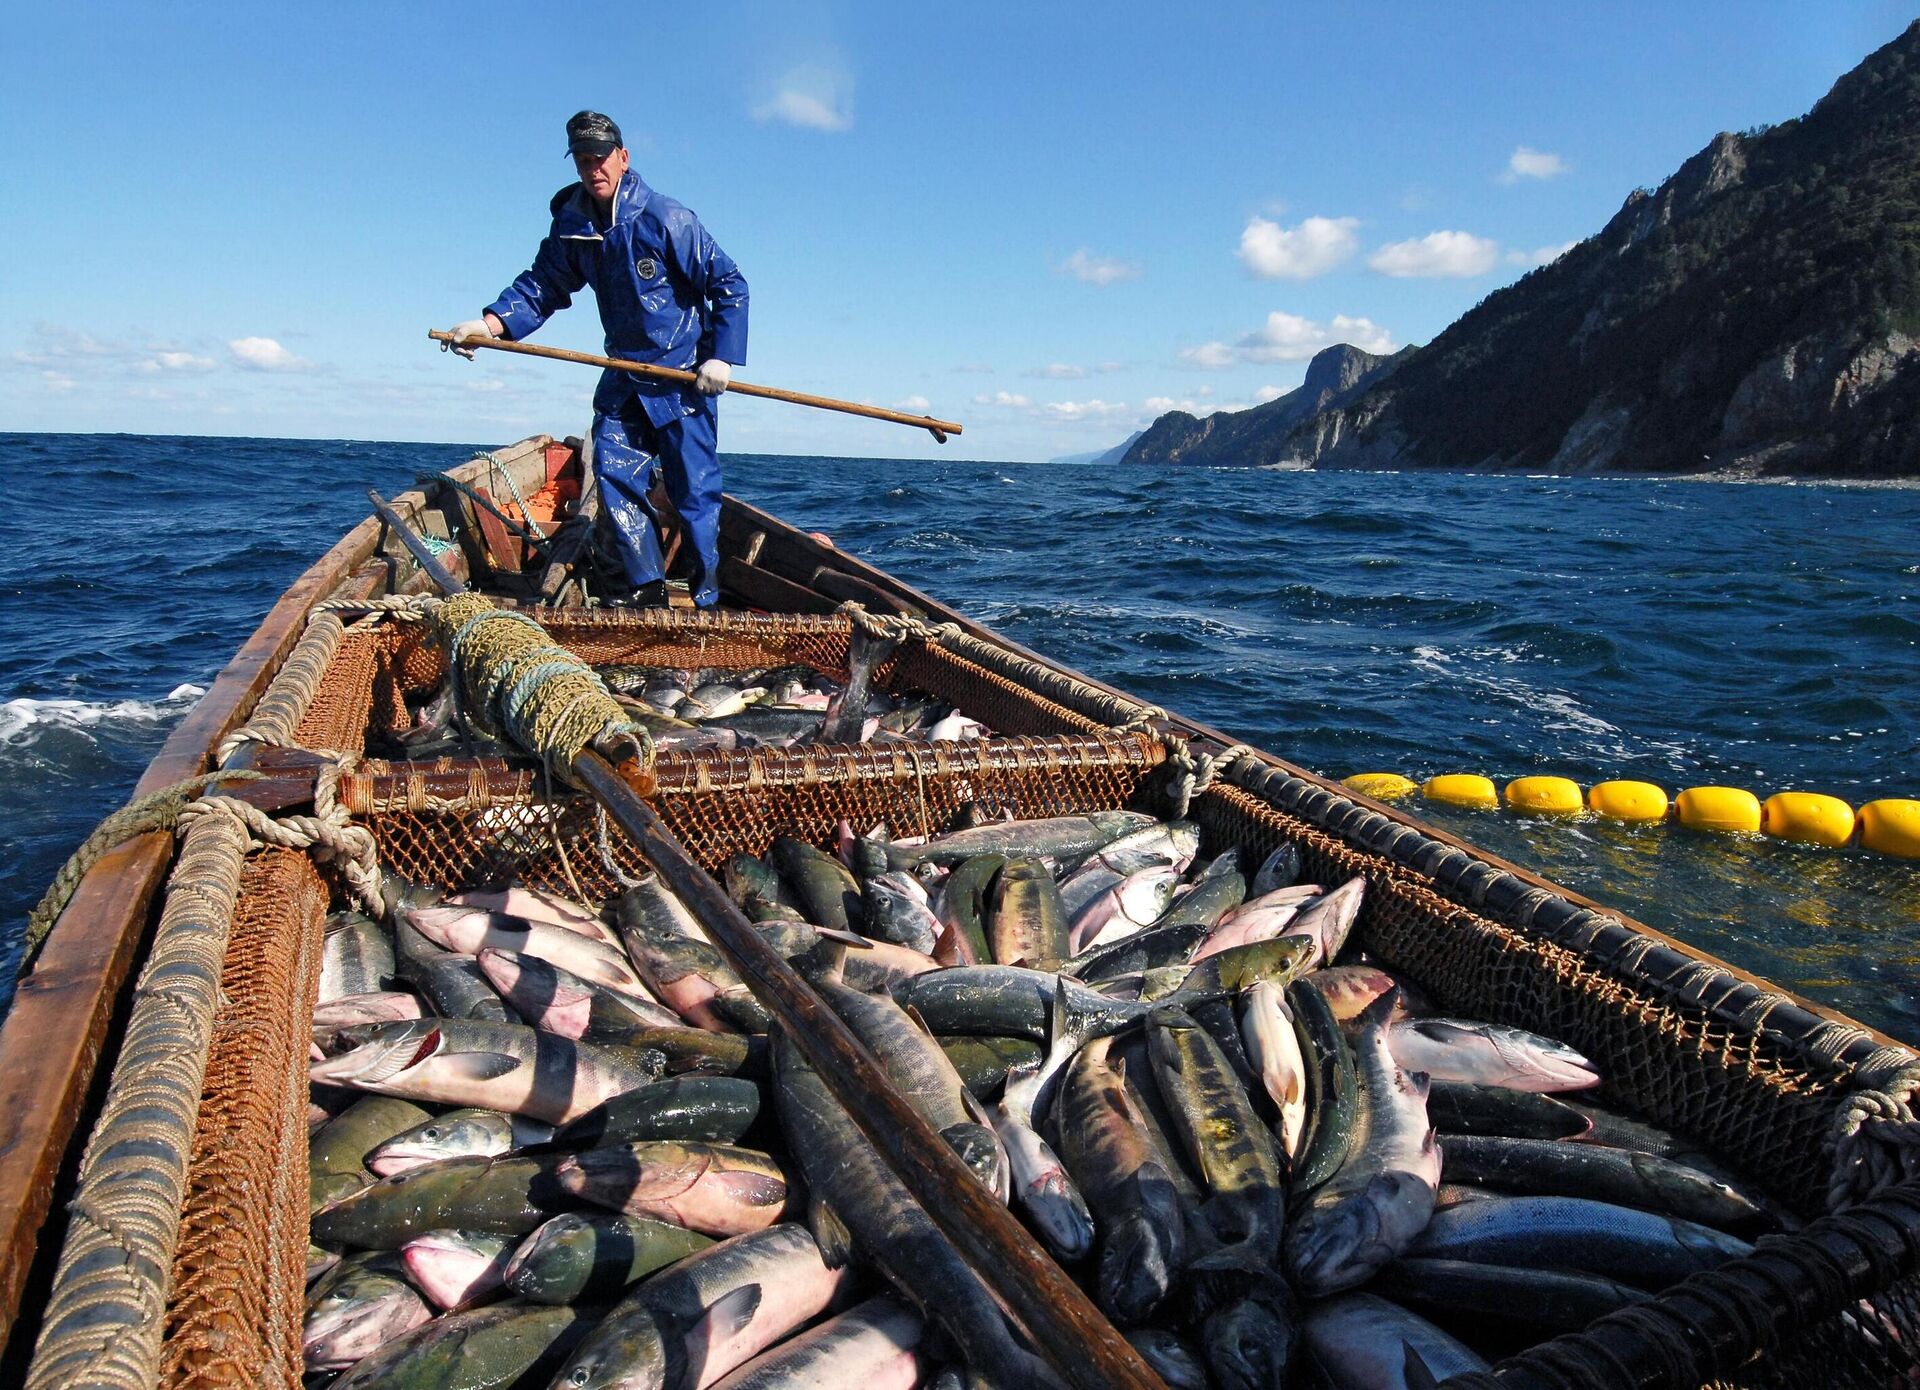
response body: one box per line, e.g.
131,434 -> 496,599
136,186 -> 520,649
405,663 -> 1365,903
0,685 -> 205,746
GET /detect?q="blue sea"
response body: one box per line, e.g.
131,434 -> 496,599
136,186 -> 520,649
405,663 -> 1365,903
2,434 -> 1916,1039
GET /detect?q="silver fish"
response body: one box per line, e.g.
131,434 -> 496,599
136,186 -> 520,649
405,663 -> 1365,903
1285,989 -> 1441,1297
1387,1018 -> 1600,1093
310,1018 -> 662,1125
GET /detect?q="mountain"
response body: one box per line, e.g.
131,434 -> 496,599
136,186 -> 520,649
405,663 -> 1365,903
1050,430 -> 1143,466
1135,21 -> 1920,478
1123,344 -> 1410,467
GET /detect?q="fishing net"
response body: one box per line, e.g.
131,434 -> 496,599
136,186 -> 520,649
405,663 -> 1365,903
355,731 -> 1164,895
289,608 -> 1125,758
161,848 -> 326,1390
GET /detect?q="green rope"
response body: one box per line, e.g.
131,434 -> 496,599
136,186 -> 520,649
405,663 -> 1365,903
482,450 -> 550,543
433,592 -> 651,779
21,770 -> 266,970
420,469 -> 551,553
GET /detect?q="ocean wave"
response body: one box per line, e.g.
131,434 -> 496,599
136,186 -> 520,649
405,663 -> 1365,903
0,685 -> 204,747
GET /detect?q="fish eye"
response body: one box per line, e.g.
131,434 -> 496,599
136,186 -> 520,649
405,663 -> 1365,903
422,1127 -> 440,1139
569,1369 -> 594,1387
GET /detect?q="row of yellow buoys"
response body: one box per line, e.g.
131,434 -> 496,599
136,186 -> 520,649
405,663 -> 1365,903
1340,771 -> 1920,860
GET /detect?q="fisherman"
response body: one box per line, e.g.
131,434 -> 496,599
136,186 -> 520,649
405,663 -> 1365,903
446,110 -> 748,609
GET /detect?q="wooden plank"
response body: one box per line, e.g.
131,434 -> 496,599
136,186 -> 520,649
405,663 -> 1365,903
717,556 -> 838,615
809,565 -> 923,617
470,485 -> 524,574
0,522 -> 386,1357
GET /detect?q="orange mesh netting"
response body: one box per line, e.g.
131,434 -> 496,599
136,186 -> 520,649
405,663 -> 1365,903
161,848 -> 327,1390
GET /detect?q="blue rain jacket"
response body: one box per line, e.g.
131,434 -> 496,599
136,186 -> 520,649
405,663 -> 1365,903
485,169 -> 749,430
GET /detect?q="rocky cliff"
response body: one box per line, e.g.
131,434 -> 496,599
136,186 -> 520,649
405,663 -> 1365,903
1136,20 -> 1920,478
1124,343 -> 1411,467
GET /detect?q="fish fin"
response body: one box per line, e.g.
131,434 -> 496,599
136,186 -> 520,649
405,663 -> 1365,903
703,1283 -> 763,1340
1356,984 -> 1402,1033
808,1193 -> 856,1268
1048,975 -> 1069,1054
903,1003 -> 939,1038
433,1051 -> 522,1081
1403,1342 -> 1442,1390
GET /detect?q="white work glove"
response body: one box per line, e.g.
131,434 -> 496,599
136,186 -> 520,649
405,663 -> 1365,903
695,359 -> 732,395
446,318 -> 496,360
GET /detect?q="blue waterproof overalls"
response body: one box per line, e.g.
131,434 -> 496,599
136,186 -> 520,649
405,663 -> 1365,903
486,170 -> 748,607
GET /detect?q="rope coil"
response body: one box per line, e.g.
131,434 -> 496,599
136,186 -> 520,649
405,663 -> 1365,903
433,591 -> 650,781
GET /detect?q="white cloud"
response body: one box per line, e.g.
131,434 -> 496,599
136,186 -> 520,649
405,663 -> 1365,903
1507,240 -> 1578,268
1178,341 -> 1238,370
752,66 -> 854,132
1238,215 -> 1360,280
1060,249 -> 1141,286
894,394 -> 932,410
229,336 -> 312,372
40,370 -> 75,393
973,390 -> 1032,408
1184,311 -> 1397,369
1501,146 -> 1570,183
146,350 -> 215,372
1095,361 -> 1125,374
1368,231 -> 1501,278
1025,363 -> 1087,380
1043,398 -> 1131,423
952,362 -> 995,375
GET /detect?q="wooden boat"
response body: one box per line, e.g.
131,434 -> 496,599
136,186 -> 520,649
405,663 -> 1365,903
5,432 -> 1919,1388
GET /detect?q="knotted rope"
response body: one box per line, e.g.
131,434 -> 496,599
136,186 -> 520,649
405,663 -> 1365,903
1829,1051 -> 1920,1211
1163,739 -> 1261,820
177,757 -> 385,920
19,770 -> 267,971
433,591 -> 650,783
307,593 -> 439,623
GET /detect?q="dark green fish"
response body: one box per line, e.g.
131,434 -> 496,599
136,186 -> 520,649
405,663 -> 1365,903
938,1036 -> 1042,1099
937,852 -> 1004,964
550,1075 -> 764,1151
884,811 -> 1156,870
310,1096 -> 431,1211
1440,1135 -> 1772,1234
1287,977 -> 1358,1194
815,976 -> 1005,1195
328,1302 -> 598,1390
311,1152 -> 584,1249
1054,1035 -> 1189,1324
988,856 -> 1070,970
1427,1081 -> 1593,1141
771,835 -> 863,932
503,1212 -> 713,1305
1373,1256 -> 1649,1334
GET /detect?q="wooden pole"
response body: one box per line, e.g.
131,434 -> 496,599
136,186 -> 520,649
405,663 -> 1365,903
571,749 -> 1166,1390
428,330 -> 963,442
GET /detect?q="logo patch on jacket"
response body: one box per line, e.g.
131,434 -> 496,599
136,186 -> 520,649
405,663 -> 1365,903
635,257 -> 659,280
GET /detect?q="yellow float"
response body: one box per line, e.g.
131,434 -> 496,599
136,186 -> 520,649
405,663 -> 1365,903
1674,786 -> 1762,834
1587,780 -> 1671,822
1505,776 -> 1585,816
1422,774 -> 1500,811
1760,792 -> 1855,848
1858,799 -> 1920,859
1343,772 -> 1419,801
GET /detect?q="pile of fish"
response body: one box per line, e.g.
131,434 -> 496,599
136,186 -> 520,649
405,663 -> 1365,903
305,804 -> 1782,1389
388,624 -> 987,759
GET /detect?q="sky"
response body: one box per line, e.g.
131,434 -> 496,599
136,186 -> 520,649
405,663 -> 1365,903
1,3 -> 1913,462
